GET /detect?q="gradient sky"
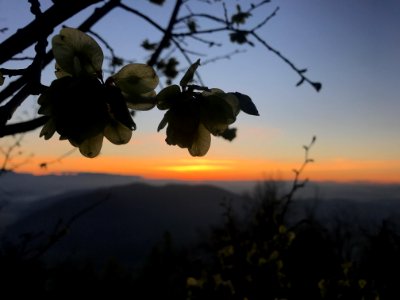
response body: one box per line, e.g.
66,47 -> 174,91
1,0 -> 399,183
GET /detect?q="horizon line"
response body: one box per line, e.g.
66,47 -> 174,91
6,170 -> 400,186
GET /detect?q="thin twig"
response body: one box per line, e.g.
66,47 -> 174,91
200,49 -> 246,65
279,135 -> 317,223
0,116 -> 49,137
28,0 -> 42,17
0,134 -> 25,173
148,0 -> 184,66
251,32 -> 322,91
0,0 -> 103,65
39,148 -> 77,170
9,56 -> 35,61
251,6 -> 280,32
0,68 -> 27,77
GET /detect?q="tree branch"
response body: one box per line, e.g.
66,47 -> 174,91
77,0 -> 121,32
0,0 -> 103,65
0,116 -> 49,138
279,136 -> 316,223
147,0 -> 184,66
0,51 -> 54,105
251,32 -> 322,91
118,3 -> 166,34
0,0 -> 121,127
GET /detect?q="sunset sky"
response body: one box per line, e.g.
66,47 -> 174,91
1,0 -> 399,183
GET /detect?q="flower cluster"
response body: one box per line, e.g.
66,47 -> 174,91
38,28 -> 158,157
37,28 -> 258,158
157,60 -> 259,156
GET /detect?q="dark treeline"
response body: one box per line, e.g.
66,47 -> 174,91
1,180 -> 399,299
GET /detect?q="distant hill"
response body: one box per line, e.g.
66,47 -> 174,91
2,182 -> 246,269
0,171 -> 143,202
2,174 -> 400,270
0,172 -> 145,227
2,171 -> 399,204
2,171 -> 400,231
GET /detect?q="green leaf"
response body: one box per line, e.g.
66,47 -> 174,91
141,39 -> 158,51
229,32 -> 248,45
105,86 -> 136,130
158,57 -> 179,80
219,127 -> 237,142
39,119 -> 56,140
230,92 -> 259,116
157,111 -> 170,132
231,12 -> 251,25
180,59 -> 200,87
200,90 -> 240,135
311,81 -> 322,92
187,19 -> 197,33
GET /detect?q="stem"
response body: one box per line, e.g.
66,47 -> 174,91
147,0 -> 184,66
0,0 -> 103,65
0,116 -> 49,137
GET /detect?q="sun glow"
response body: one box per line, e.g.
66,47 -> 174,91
158,159 -> 235,172
14,153 -> 400,183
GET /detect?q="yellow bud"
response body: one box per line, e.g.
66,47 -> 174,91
279,225 -> 287,234
358,279 -> 367,289
186,277 -> 199,287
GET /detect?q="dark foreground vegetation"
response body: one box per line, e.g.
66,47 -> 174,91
1,179 -> 400,300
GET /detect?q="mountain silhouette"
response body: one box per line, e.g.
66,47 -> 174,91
3,182 -> 246,268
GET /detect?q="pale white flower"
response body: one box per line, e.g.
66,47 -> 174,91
111,63 -> 159,110
157,86 -> 240,157
52,27 -> 103,78
199,88 -> 240,135
38,28 -> 159,158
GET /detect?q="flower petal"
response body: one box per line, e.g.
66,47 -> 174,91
55,63 -> 72,79
112,63 -> 159,95
157,110 -> 170,132
203,89 -> 240,117
78,133 -> 103,158
156,85 -> 181,110
189,123 -> 211,157
165,103 -> 200,148
104,121 -> 132,145
105,86 -> 136,130
52,27 -> 103,77
39,119 -> 56,140
124,90 -> 157,111
38,103 -> 52,116
200,89 -> 240,135
127,101 -> 156,111
180,59 -> 200,87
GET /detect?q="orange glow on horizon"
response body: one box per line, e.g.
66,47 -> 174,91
15,155 -> 400,184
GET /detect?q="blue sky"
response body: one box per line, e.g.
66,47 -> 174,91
1,0 -> 399,182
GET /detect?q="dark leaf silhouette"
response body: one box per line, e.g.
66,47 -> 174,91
219,127 -> 237,141
230,92 -> 259,116
311,81 -> 322,92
